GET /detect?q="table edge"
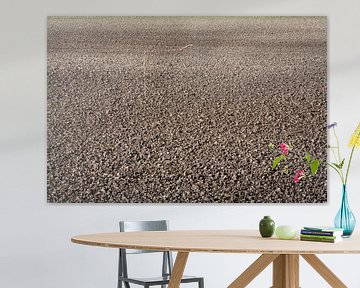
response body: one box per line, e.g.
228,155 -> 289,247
71,236 -> 360,255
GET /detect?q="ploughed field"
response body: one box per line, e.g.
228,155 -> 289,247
47,16 -> 327,203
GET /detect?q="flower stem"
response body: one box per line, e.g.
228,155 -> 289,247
327,163 -> 344,183
330,147 -> 339,165
345,129 -> 360,185
345,145 -> 356,185
333,128 -> 342,161
332,127 -> 345,183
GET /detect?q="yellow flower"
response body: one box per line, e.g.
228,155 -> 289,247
349,122 -> 360,148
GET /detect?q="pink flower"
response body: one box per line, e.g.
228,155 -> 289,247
279,143 -> 289,155
293,169 -> 305,183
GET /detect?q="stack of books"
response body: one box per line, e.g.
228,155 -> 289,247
300,226 -> 344,243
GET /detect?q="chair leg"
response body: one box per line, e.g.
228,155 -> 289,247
118,279 -> 130,288
199,278 -> 204,288
118,249 -> 122,288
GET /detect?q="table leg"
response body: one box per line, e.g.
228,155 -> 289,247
272,254 -> 299,288
229,253 -> 348,288
168,252 -> 189,288
301,254 -> 347,288
228,254 -> 279,288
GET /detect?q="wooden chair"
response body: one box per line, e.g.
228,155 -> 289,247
118,220 -> 204,288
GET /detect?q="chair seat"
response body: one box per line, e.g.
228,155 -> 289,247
119,274 -> 203,286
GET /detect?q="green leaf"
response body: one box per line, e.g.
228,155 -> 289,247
332,161 -> 344,169
332,162 -> 340,169
272,156 -> 282,169
339,159 -> 345,169
268,143 -> 275,150
304,153 -> 311,164
327,163 -> 345,182
327,163 -> 341,173
310,159 -> 319,176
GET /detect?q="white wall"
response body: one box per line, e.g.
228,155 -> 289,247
1,0 -> 360,287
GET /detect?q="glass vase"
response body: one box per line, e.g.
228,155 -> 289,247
334,185 -> 356,237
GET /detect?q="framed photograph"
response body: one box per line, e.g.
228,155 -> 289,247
47,16 -> 327,203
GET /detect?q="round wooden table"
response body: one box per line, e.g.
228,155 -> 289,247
72,230 -> 360,288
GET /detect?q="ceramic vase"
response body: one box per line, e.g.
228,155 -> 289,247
259,216 -> 275,238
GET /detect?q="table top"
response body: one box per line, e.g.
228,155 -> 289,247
71,230 -> 360,254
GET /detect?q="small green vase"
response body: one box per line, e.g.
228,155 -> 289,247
259,216 -> 275,238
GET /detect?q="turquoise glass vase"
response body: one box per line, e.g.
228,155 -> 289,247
334,185 -> 356,237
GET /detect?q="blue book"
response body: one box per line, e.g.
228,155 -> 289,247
302,226 -> 343,236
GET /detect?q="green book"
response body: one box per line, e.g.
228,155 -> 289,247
300,236 -> 342,243
300,234 -> 339,240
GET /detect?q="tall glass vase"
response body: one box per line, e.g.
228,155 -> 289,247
334,185 -> 356,237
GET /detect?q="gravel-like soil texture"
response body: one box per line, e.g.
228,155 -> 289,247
47,16 -> 327,203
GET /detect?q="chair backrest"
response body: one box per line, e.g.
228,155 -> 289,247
119,220 -> 169,254
118,220 -> 174,282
